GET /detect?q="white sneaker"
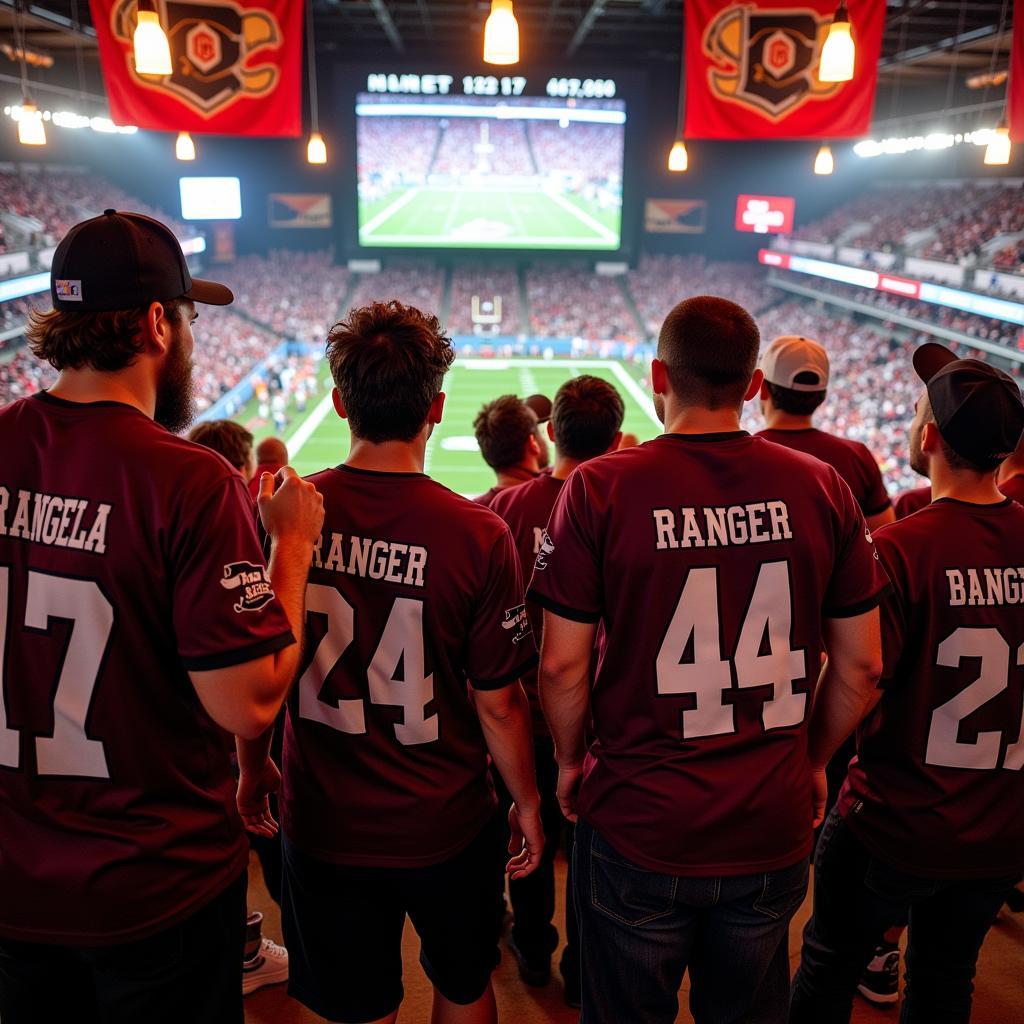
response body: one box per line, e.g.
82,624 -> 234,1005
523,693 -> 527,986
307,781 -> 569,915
242,936 -> 289,996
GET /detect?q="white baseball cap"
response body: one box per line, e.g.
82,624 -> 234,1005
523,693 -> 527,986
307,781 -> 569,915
760,335 -> 830,392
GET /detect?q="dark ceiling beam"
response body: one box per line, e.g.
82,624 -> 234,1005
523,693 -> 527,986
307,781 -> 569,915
879,23 -> 1004,67
566,0 -> 609,57
415,0 -> 432,38
0,1 -> 96,39
367,0 -> 405,51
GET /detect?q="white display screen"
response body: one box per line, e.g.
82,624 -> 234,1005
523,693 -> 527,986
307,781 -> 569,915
179,177 -> 242,221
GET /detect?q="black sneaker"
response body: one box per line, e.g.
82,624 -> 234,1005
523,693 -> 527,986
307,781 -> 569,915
857,942 -> 900,1006
560,958 -> 581,1009
506,933 -> 551,987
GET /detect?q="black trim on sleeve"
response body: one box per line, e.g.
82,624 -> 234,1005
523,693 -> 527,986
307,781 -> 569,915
181,630 -> 296,672
470,652 -> 540,691
863,499 -> 894,517
823,586 -> 891,620
527,588 -> 601,624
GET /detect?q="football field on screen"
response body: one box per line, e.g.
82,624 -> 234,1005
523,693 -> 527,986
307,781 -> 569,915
358,187 -> 621,249
245,359 -> 659,496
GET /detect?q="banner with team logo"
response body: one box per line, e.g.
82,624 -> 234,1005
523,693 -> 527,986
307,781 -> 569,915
683,0 -> 885,140
89,0 -> 303,136
1009,0 -> 1024,142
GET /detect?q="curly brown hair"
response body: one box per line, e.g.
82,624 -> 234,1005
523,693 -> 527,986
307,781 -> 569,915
473,395 -> 536,471
326,300 -> 454,443
187,419 -> 254,474
25,298 -> 188,372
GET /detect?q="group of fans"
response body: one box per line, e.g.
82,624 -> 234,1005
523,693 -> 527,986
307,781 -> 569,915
1,208 -> 1023,1024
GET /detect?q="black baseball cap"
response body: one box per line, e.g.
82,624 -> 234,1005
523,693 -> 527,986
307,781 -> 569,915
50,209 -> 233,312
913,342 -> 1024,469
524,394 -> 552,423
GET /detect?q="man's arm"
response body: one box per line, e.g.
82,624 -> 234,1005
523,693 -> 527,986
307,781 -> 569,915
538,611 -> 597,821
808,607 -> 884,824
473,681 -> 544,879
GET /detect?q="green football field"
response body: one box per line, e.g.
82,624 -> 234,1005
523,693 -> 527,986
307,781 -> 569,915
241,358 -> 659,496
358,186 -> 621,249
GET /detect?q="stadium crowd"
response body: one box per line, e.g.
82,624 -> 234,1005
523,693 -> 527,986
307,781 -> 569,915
448,267 -> 522,335
526,267 -> 638,343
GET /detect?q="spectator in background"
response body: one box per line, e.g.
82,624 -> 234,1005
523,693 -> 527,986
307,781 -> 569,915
251,437 -> 290,500
473,395 -> 543,506
525,394 -> 552,470
188,420 -> 256,481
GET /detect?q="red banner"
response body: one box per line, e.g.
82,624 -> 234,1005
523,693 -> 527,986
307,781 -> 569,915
1009,0 -> 1024,142
684,0 -> 885,140
90,0 -> 303,136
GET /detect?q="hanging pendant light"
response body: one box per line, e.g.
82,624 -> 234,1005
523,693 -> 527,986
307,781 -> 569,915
814,144 -> 835,175
133,2 -> 172,76
819,2 -> 855,83
175,131 -> 196,161
667,140 -> 688,172
17,98 -> 45,146
984,123 -> 1012,166
307,131 -> 327,164
304,0 -> 328,164
484,0 -> 520,65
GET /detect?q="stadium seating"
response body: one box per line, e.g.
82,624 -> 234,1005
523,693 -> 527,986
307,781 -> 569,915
526,267 -> 639,343
347,264 -> 445,313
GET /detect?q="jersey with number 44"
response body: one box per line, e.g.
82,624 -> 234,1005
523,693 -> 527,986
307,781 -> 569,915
281,465 -> 537,868
528,432 -> 889,876
840,498 -> 1024,878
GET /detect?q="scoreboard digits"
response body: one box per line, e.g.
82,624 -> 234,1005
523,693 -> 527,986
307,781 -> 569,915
462,75 -> 528,96
366,72 -> 618,100
545,77 -> 616,99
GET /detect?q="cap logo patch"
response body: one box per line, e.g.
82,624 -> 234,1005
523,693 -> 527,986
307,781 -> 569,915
502,604 -> 532,645
55,279 -> 83,302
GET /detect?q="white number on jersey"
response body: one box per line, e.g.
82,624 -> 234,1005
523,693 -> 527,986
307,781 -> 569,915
655,561 -> 807,740
0,567 -> 114,778
299,583 -> 438,746
926,626 -> 1024,771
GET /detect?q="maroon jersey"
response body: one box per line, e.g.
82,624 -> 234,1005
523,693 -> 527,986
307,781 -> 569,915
529,432 -> 888,876
894,484 -> 931,520
490,473 -> 565,736
758,428 -> 892,518
473,468 -> 538,507
0,393 -> 294,945
282,465 -> 537,868
248,460 -> 285,500
840,498 -> 1024,878
1000,474 -> 1024,504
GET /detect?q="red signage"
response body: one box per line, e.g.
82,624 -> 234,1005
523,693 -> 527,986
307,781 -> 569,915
758,248 -> 791,269
90,0 -> 303,136
684,0 -> 885,139
736,195 -> 795,235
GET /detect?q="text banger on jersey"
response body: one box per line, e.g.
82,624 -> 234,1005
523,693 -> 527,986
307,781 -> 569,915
652,501 -> 794,550
947,567 -> 1024,607
312,530 -> 428,588
0,486 -> 111,554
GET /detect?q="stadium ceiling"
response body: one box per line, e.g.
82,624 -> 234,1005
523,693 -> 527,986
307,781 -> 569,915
0,1 -> 1014,123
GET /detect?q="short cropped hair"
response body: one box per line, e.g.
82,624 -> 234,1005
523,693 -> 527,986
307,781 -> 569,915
26,298 -> 188,372
552,375 -> 624,461
474,395 -> 536,471
326,300 -> 454,444
765,379 -> 827,417
657,295 -> 760,409
188,419 -> 254,473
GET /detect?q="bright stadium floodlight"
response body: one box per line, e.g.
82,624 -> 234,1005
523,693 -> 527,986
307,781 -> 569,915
133,2 -> 172,76
175,131 -> 196,161
984,122 -> 1012,166
819,2 -> 855,83
814,144 -> 834,175
17,98 -> 45,146
668,139 -> 688,172
307,131 -> 327,164
484,0 -> 520,65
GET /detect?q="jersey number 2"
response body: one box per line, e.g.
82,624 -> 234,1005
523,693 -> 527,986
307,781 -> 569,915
0,567 -> 113,778
655,561 -> 807,739
298,583 -> 438,746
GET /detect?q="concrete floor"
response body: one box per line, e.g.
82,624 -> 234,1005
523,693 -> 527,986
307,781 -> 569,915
243,852 -> 1024,1023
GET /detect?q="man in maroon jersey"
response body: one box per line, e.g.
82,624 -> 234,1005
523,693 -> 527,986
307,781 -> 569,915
0,211 -> 324,1024
490,374 -> 624,1006
757,334 -> 895,531
249,436 -> 289,500
894,479 -> 931,520
531,296 -> 887,1024
790,343 -> 1024,1024
473,394 -> 544,505
244,300 -> 543,1024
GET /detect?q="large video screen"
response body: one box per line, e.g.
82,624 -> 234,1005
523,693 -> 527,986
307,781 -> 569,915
356,93 -> 626,250
180,177 -> 242,221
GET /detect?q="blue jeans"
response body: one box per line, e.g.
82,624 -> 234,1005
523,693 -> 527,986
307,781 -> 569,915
790,806 -> 1020,1024
574,819 -> 809,1024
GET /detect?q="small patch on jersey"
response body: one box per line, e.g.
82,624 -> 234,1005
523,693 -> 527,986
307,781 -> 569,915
534,529 -> 555,570
55,279 -> 83,301
502,603 -> 532,644
219,560 -> 275,613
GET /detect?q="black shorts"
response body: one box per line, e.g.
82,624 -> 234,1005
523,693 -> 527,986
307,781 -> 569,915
0,873 -> 246,1024
282,819 -> 500,1023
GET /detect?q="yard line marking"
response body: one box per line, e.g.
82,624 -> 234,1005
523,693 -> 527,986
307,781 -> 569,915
543,192 -> 618,244
360,188 -> 423,236
606,361 -> 661,429
287,390 -> 337,461
519,366 -> 538,395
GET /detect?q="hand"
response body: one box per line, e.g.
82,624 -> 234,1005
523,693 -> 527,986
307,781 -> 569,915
258,466 -> 324,546
811,765 -> 829,828
556,762 -> 584,823
507,801 -> 545,880
237,758 -> 282,838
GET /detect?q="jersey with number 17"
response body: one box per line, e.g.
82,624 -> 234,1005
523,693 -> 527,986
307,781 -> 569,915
528,432 -> 889,877
840,498 -> 1024,878
281,464 -> 537,868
